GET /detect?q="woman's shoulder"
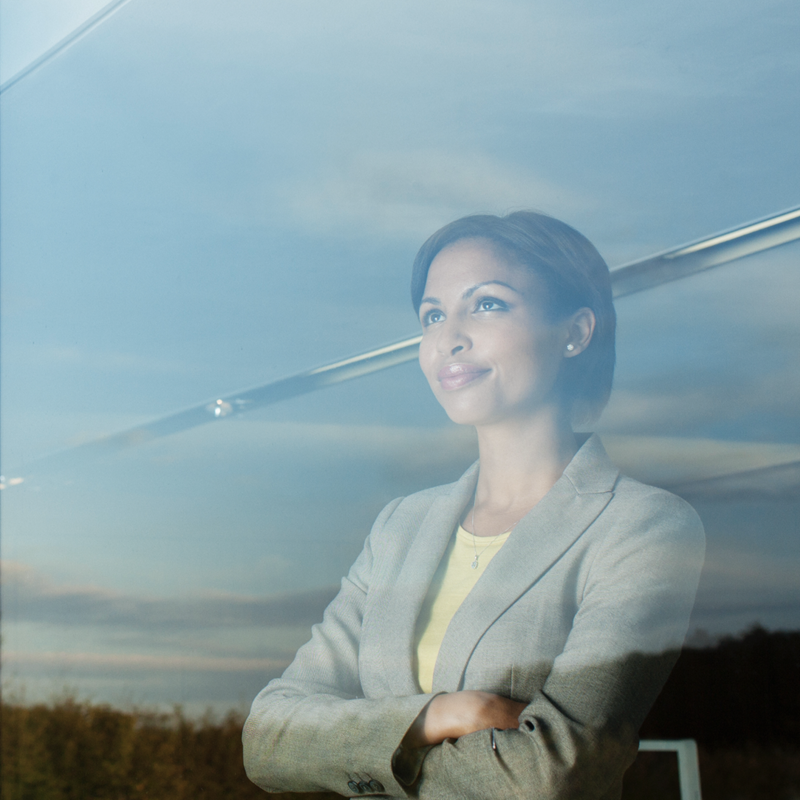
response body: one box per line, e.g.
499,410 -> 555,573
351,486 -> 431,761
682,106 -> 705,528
600,471 -> 706,557
572,434 -> 703,533
612,471 -> 701,517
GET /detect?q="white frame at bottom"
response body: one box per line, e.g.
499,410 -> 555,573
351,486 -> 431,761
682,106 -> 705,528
638,739 -> 702,800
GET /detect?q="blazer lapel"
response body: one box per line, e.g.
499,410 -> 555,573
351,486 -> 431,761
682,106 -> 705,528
431,435 -> 620,693
380,463 -> 479,697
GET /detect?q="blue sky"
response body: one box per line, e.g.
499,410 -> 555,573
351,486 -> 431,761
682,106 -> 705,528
1,0 -> 799,714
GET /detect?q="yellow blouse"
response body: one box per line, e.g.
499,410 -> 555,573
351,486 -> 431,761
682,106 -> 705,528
414,525 -> 511,693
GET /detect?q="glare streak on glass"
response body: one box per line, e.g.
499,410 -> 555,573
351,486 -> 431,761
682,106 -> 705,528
18,206 -> 799,475
0,0 -> 134,95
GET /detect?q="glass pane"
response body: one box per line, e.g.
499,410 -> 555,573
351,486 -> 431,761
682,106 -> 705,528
2,0 -> 799,797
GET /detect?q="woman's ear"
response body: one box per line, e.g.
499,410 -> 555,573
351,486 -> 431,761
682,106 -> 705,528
563,307 -> 595,357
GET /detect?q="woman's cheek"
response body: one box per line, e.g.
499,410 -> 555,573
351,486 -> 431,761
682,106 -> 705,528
418,343 -> 438,392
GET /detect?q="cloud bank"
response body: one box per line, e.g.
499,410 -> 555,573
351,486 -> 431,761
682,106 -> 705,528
2,560 -> 338,631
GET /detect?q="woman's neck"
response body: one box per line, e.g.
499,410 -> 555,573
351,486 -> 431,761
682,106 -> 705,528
468,407 -> 579,532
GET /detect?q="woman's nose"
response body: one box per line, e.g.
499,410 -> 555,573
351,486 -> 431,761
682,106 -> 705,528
437,320 -> 471,356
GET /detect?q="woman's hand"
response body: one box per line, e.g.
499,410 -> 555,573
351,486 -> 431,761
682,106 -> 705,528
404,691 -> 527,748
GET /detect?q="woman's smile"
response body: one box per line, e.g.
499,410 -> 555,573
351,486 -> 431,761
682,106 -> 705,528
437,362 -> 490,391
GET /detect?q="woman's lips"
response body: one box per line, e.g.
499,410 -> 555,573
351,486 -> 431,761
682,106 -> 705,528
437,363 -> 489,391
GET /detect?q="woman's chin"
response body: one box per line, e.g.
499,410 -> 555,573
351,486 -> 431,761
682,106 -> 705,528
438,400 -> 496,428
444,411 -> 482,427
438,397 -> 559,430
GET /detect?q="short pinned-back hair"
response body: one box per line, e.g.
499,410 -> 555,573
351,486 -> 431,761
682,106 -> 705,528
411,211 -> 616,424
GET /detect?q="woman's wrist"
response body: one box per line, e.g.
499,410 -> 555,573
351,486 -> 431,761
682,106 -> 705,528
403,694 -> 444,748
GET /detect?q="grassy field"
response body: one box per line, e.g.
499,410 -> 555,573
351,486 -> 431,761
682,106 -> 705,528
2,628 -> 798,799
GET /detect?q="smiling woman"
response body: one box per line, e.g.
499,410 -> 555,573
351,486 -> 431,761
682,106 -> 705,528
417,239 -> 596,433
412,213 -> 617,430
418,241 -> 579,428
242,211 -> 705,799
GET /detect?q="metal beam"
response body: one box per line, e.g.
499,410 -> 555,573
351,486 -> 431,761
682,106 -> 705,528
611,205 -> 800,298
38,335 -> 423,466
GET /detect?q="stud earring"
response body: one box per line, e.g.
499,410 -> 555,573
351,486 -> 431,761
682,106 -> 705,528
566,344 -> 575,352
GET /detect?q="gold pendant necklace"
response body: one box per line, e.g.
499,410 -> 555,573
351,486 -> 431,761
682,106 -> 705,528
469,505 -> 517,569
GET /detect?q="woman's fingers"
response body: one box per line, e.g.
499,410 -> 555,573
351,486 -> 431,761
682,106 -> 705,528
469,692 -> 526,731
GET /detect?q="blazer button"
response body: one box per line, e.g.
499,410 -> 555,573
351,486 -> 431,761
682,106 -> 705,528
347,780 -> 362,794
368,779 -> 385,792
357,781 -> 370,793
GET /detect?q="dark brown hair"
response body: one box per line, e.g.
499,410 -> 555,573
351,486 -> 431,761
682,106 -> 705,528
411,211 -> 616,424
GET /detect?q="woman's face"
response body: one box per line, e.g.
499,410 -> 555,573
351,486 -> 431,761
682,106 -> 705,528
418,238 -> 574,428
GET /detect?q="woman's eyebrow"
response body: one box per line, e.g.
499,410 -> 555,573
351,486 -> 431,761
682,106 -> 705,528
463,280 -> 519,299
420,281 -> 519,308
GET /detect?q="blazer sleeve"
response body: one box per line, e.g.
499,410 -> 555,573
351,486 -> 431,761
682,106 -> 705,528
242,496 -> 435,797
397,488 -> 705,800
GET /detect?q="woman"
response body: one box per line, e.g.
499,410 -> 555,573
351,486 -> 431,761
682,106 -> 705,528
243,212 -> 705,799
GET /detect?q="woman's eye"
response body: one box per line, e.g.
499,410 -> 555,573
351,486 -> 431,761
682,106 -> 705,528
422,309 -> 444,326
476,298 -> 505,312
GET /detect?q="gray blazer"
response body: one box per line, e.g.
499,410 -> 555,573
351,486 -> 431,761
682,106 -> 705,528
243,435 -> 705,799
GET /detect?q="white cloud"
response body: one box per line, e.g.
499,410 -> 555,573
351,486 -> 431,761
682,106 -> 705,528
282,149 -> 589,241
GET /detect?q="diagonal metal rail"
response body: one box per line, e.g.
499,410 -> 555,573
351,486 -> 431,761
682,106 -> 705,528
12,204 -> 800,474
0,0 -> 134,95
611,205 -> 800,298
36,336 -> 424,467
